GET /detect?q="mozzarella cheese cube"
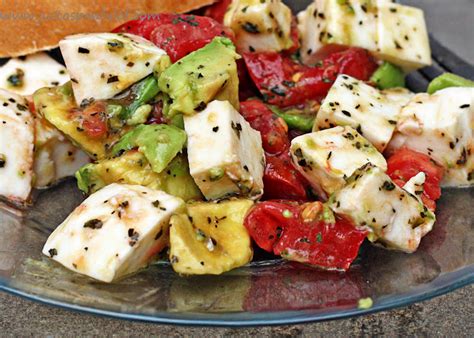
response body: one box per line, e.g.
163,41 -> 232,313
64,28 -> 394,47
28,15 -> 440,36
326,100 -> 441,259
224,0 -> 293,53
389,87 -> 474,186
59,33 -> 167,105
377,2 -> 431,70
381,87 -> 415,108
329,164 -> 435,253
42,183 -> 185,283
184,100 -> 265,200
0,89 -> 34,205
297,0 -> 431,69
0,52 -> 69,96
34,118 -> 90,188
313,74 -> 402,151
290,126 -> 387,198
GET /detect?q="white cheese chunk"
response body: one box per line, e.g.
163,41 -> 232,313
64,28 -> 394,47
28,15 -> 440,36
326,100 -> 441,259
33,118 -> 90,188
0,52 -> 69,96
388,87 -> 474,187
329,164 -> 435,253
184,100 -> 265,200
297,0 -> 431,70
290,126 -> 387,198
42,183 -> 185,283
377,2 -> 431,70
59,33 -> 167,105
313,74 -> 403,151
0,89 -> 34,205
402,172 -> 426,201
224,0 -> 293,53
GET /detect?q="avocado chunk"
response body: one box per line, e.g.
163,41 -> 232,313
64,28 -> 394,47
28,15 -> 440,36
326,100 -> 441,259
111,124 -> 187,174
427,72 -> 474,94
169,199 -> 254,275
75,151 -> 202,201
370,62 -> 406,90
158,37 -> 240,118
33,82 -> 131,160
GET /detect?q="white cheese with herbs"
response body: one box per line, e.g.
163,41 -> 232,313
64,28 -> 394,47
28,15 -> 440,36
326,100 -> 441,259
388,87 -> 474,187
34,118 -> 90,188
329,164 -> 435,253
290,126 -> 387,199
0,89 -> 34,205
297,0 -> 431,69
42,183 -> 185,283
224,0 -> 293,53
0,52 -> 69,96
184,100 -> 265,200
313,74 -> 403,152
59,33 -> 167,105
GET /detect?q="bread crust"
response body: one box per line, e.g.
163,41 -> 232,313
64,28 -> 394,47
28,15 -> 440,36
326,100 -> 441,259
0,0 -> 217,57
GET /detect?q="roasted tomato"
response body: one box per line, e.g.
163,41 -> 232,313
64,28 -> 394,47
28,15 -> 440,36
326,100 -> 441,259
240,99 -> 289,155
243,47 -> 377,107
244,201 -> 368,271
387,148 -> 444,210
263,153 -> 309,201
71,101 -> 108,139
112,14 -> 233,62
203,0 -> 232,23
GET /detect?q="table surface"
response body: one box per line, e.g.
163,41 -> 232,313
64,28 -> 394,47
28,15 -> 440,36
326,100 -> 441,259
2,0 -> 474,336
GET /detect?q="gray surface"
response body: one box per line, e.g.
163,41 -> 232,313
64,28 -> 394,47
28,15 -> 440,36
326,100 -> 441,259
2,0 -> 474,336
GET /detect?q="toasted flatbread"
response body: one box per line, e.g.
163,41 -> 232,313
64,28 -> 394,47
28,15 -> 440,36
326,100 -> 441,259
0,0 -> 217,57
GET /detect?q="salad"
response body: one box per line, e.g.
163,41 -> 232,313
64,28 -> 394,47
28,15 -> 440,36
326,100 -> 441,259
0,0 -> 473,283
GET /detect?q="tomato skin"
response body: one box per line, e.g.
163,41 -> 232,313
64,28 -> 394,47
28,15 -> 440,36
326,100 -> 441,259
240,99 -> 289,155
243,47 -> 377,107
387,148 -> 444,210
244,201 -> 367,271
263,153 -> 309,201
71,101 -> 108,139
203,0 -> 232,23
112,14 -> 233,62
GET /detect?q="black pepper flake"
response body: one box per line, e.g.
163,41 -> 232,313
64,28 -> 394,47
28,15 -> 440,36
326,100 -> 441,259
154,229 -> 163,240
460,104 -> 470,109
78,47 -> 90,54
48,248 -> 58,258
249,46 -> 255,52
382,181 -> 396,191
327,151 -> 332,160
84,219 -> 103,229
242,21 -> 260,34
457,148 -> 467,165
449,142 -> 455,149
128,228 -> 139,246
207,216 -> 212,224
388,120 -> 397,125
342,110 -> 352,117
0,154 -> 6,168
212,126 -> 219,132
152,200 -> 160,208
195,101 -> 207,111
270,86 -> 286,97
107,75 -> 119,84
126,62 -> 135,67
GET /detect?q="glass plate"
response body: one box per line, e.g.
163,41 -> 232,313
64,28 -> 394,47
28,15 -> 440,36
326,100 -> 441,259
1,0 -> 474,326
1,180 -> 473,326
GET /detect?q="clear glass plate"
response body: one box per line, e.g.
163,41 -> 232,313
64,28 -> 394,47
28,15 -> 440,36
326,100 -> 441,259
0,180 -> 473,326
1,0 -> 474,326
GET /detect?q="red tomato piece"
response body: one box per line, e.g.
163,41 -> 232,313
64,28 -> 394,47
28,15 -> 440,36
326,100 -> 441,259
243,47 -> 377,107
284,16 -> 300,55
263,153 -> 309,201
240,99 -> 289,155
387,148 -> 444,210
203,0 -> 232,23
112,14 -> 233,62
244,201 -> 368,271
244,201 -> 300,252
71,101 -> 108,139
